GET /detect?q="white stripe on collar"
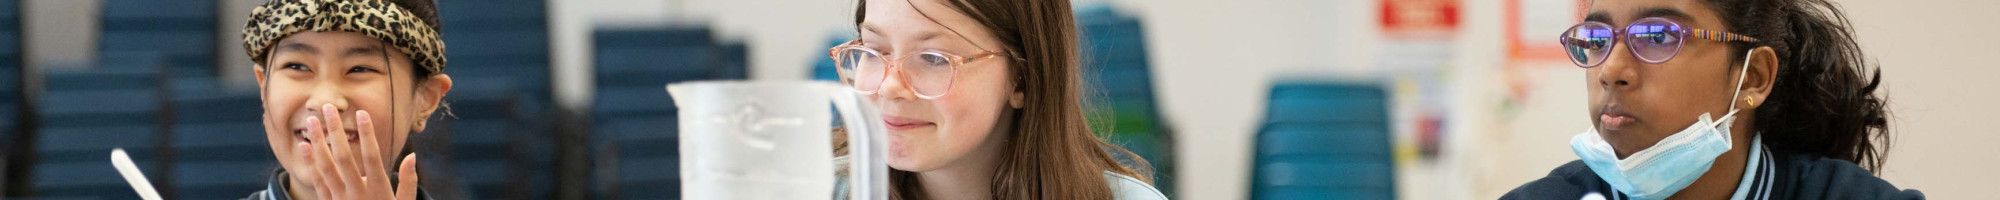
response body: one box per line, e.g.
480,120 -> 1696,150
1728,135 -> 1770,200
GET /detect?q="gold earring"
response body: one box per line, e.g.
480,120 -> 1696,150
1745,96 -> 1757,106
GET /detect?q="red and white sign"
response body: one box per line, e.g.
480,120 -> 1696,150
1380,0 -> 1462,40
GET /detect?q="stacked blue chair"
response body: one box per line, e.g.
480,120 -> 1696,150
1251,81 -> 1394,199
28,54 -> 169,199
589,26 -> 743,199
810,35 -> 850,82
0,0 -> 17,129
434,0 -> 558,199
97,0 -> 218,80
810,35 -> 854,127
1,0 -> 20,194
437,0 -> 554,101
1075,5 -> 1177,196
715,41 -> 749,80
164,79 -> 270,200
429,81 -> 535,200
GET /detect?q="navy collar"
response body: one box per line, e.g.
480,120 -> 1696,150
263,169 -> 429,200
264,169 -> 293,200
1728,135 -> 1775,200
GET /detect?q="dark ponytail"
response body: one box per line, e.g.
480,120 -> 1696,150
1705,0 -> 1891,172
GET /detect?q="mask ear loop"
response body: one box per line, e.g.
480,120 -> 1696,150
1719,50 -> 1756,120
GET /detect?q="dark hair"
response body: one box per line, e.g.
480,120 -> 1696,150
848,0 -> 1151,199
388,0 -> 440,28
1704,0 -> 1891,172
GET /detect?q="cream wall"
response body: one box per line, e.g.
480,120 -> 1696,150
20,0 -> 98,69
1841,0 -> 2000,197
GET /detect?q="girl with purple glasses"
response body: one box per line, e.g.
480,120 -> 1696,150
1505,0 -> 1921,199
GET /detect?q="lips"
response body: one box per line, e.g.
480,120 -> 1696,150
294,129 -> 312,143
1598,104 -> 1637,131
1601,113 -> 1635,130
882,116 -> 935,131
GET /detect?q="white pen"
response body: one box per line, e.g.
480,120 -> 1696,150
111,148 -> 164,200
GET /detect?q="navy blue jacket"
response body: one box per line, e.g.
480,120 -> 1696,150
1504,150 -> 1923,199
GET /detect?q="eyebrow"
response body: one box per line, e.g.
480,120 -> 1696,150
342,44 -> 386,58
276,41 -> 317,55
1637,7 -> 1694,21
1584,7 -> 1694,24
274,41 -> 387,58
857,23 -> 944,43
861,23 -> 883,39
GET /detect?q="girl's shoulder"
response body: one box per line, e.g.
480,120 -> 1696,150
1104,171 -> 1169,200
1769,151 -> 1924,199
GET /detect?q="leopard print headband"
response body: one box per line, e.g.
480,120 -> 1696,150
242,0 -> 446,73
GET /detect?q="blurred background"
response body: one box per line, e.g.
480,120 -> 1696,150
1,0 -> 1995,199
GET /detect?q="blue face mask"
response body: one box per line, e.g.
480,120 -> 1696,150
1569,51 -> 1755,200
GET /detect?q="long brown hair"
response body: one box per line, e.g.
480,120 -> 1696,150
839,0 -> 1152,199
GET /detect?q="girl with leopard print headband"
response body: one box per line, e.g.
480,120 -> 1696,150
238,0 -> 450,199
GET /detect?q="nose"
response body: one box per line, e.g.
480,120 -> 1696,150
1595,43 -> 1639,91
874,65 -> 917,101
303,84 -> 353,122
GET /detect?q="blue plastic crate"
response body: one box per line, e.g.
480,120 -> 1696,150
98,0 -> 218,78
445,30 -> 551,56
589,86 -> 678,117
593,46 -> 718,73
438,0 -> 546,22
100,0 -> 215,19
593,28 -> 713,49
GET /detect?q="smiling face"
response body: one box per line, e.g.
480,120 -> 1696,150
856,0 -> 1022,172
254,31 -> 449,184
1583,0 -> 1747,157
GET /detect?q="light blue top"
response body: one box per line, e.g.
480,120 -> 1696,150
1104,171 -> 1172,200
1728,135 -> 1773,200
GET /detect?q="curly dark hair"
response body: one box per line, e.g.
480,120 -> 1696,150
1704,0 -> 1892,172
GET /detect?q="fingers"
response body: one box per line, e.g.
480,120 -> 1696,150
292,115 -> 314,168
396,154 -> 420,200
358,110 -> 389,184
307,117 -> 346,193
308,104 -> 411,199
294,141 -> 327,199
321,104 -> 348,141
294,142 -> 312,168
315,178 -> 331,200
311,129 -> 338,200
318,176 -> 335,200
321,104 -> 363,191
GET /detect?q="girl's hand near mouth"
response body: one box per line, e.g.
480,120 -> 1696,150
302,104 -> 420,200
